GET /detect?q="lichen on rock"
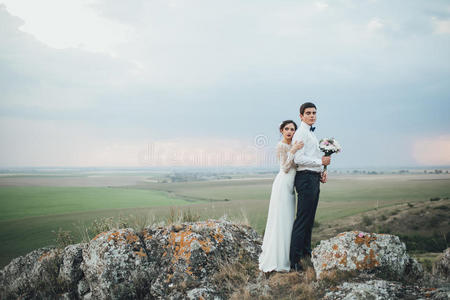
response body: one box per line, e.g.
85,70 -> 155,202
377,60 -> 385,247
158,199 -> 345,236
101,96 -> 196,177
311,231 -> 423,279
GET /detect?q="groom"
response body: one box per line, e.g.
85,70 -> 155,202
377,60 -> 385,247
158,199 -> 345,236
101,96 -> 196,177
290,102 -> 330,271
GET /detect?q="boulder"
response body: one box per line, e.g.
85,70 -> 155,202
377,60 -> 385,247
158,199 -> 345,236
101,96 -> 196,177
433,247 -> 450,281
323,279 -> 449,300
58,243 -> 86,288
311,231 -> 423,279
0,247 -> 62,298
5,223 -> 442,300
80,228 -> 152,299
141,219 -> 261,299
0,219 -> 262,299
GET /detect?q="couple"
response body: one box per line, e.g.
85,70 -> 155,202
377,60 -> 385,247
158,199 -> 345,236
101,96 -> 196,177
258,102 -> 331,273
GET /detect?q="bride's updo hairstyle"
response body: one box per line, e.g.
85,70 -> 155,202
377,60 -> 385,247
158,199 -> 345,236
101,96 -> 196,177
279,120 -> 298,132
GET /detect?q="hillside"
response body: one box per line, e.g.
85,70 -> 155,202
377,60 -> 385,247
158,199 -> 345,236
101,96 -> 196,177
1,219 -> 449,299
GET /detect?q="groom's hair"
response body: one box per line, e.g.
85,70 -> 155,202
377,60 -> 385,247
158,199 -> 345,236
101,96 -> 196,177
300,102 -> 317,115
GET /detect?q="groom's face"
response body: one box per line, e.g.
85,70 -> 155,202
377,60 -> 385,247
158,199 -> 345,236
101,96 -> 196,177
300,107 -> 317,126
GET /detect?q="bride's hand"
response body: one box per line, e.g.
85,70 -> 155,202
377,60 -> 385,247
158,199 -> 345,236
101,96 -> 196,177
290,141 -> 304,154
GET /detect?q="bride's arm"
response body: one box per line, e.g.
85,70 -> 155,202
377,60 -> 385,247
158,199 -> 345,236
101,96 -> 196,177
277,143 -> 301,173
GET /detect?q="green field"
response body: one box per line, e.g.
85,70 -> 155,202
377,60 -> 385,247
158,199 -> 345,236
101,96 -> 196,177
0,173 -> 449,268
135,175 -> 450,231
0,186 -> 204,267
0,186 -> 197,220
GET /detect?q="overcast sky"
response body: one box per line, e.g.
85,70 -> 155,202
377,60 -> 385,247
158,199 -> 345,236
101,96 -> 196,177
0,0 -> 449,169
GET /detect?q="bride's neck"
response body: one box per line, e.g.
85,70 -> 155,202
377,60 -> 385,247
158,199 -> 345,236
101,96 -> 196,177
282,138 -> 292,144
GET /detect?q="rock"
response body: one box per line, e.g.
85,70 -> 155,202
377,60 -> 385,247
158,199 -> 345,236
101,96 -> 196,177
311,231 -> 423,279
58,243 -> 86,287
324,280 -> 402,299
1,220 -> 262,299
5,221 -> 444,300
141,219 -> 262,299
323,279 -> 448,300
0,247 -> 62,299
433,247 -> 450,281
77,278 -> 90,296
80,228 -> 152,299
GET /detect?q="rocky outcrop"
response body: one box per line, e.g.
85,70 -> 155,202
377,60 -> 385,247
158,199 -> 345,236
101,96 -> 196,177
0,219 -> 262,299
311,231 -> 423,279
2,222 -> 448,300
433,247 -> 450,281
0,247 -> 62,298
323,279 -> 450,300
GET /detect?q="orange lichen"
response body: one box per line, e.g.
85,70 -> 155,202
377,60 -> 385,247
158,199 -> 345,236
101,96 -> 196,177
107,231 -> 123,242
355,234 -> 377,247
166,273 -> 174,283
38,251 -> 52,262
332,244 -> 339,250
163,223 -> 225,282
351,249 -> 379,270
322,263 -> 327,268
134,248 -> 147,257
335,253 -> 342,258
186,266 -> 193,275
105,231 -> 142,247
93,232 -> 106,240
142,231 -> 153,240
213,228 -> 224,243
126,233 -> 139,243
339,253 -> 348,266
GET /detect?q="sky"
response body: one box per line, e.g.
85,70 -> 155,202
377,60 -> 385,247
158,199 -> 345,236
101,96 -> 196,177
0,0 -> 449,169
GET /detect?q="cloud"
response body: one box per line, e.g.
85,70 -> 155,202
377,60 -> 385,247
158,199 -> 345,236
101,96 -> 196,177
0,1 -> 134,54
315,2 -> 329,11
0,117 -> 271,167
0,4 -> 141,111
367,18 -> 384,32
412,135 -> 450,165
0,1 -> 449,167
432,17 -> 450,34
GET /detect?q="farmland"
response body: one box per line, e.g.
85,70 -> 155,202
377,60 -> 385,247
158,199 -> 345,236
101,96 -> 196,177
0,171 -> 449,268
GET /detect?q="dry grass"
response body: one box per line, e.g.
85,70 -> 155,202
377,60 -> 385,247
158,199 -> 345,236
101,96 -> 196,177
213,250 -> 260,299
226,265 -> 322,300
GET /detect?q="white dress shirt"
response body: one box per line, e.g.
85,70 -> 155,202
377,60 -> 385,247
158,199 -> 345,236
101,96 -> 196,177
293,121 -> 323,173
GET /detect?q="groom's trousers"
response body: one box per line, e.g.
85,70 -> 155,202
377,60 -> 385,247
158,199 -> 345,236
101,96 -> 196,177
289,170 -> 321,267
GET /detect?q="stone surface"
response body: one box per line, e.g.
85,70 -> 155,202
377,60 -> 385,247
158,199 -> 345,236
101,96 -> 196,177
77,278 -> 90,297
0,247 -> 61,298
80,227 -> 152,299
324,279 -> 449,300
4,223 -> 448,300
433,247 -> 450,281
59,243 -> 86,287
311,231 -> 423,279
0,219 -> 262,299
140,219 -> 262,299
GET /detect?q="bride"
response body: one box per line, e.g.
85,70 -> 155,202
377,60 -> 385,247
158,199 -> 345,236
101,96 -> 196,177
258,120 -> 303,272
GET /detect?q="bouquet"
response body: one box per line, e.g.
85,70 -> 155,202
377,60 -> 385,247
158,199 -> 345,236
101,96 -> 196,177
319,138 -> 342,171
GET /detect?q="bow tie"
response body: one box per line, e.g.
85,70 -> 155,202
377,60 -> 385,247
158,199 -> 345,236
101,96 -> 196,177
310,126 -> 316,132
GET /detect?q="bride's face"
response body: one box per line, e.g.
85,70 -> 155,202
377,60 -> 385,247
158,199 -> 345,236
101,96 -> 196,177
281,123 -> 296,140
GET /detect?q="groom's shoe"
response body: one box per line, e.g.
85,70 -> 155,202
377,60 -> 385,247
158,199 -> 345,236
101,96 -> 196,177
290,263 -> 303,272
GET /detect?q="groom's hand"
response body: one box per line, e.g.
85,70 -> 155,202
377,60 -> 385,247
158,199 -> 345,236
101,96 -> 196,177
320,171 -> 328,183
322,156 -> 331,166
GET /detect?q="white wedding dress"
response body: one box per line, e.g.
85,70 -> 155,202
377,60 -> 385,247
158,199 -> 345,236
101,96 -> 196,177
258,141 -> 296,272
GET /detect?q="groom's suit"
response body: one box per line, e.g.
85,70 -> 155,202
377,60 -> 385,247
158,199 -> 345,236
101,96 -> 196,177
289,121 -> 323,267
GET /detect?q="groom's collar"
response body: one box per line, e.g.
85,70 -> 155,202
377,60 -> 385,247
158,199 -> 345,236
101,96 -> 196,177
300,121 -> 311,130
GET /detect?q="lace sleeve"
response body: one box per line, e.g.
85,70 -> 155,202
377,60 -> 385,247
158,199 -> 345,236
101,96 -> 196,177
276,143 -> 295,173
